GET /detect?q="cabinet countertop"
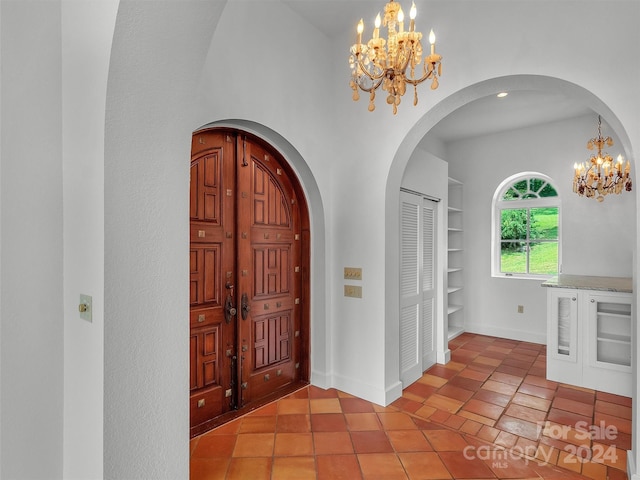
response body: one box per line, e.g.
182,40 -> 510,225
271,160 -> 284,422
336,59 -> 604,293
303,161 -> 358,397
541,274 -> 632,293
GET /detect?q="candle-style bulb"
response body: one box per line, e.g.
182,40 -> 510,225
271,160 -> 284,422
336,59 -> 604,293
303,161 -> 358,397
373,12 -> 381,39
356,18 -> 364,45
410,2 -> 417,19
429,29 -> 436,55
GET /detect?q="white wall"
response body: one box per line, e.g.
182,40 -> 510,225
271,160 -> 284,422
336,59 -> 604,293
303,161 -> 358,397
446,115 -> 636,342
61,2 -> 117,478
103,2 -> 227,478
1,1 -> 64,478
402,149 -> 448,200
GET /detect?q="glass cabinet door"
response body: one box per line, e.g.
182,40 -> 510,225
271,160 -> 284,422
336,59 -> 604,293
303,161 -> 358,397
587,293 -> 632,371
547,288 -> 578,362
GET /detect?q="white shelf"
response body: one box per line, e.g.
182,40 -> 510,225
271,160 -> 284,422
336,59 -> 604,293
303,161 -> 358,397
596,333 -> 631,345
447,177 -> 464,339
597,303 -> 631,316
448,304 -> 463,315
597,311 -> 631,319
448,325 -> 465,340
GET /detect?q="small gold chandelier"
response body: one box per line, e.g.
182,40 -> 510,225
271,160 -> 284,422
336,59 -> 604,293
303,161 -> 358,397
348,0 -> 442,114
573,115 -> 632,202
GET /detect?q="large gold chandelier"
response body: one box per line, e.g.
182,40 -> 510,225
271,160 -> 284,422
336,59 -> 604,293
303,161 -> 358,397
573,115 -> 632,202
348,0 -> 442,114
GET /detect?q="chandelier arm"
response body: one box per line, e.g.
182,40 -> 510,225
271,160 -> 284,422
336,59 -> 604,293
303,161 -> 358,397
355,75 -> 385,93
355,56 -> 386,82
403,67 -> 435,86
396,50 -> 412,78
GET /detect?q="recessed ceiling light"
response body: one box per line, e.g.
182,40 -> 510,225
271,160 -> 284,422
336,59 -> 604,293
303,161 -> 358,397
497,92 -> 508,98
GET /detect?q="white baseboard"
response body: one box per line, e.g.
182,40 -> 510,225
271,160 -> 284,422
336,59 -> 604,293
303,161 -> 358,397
310,369 -> 330,390
328,372 -> 399,407
629,450 -> 639,480
384,380 -> 403,406
464,323 -> 546,345
437,349 -> 451,364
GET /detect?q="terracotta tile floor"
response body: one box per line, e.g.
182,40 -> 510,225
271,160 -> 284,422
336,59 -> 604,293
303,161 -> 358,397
190,333 -> 632,479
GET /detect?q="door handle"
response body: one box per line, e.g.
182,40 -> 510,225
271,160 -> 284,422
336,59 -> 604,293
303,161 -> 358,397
225,294 -> 237,323
241,293 -> 251,320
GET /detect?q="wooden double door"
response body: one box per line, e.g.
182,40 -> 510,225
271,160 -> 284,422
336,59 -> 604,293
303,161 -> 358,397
190,129 -> 310,436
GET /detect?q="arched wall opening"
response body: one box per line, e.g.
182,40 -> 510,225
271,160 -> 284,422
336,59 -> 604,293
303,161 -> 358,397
103,3 -> 328,477
384,74 -> 637,403
195,118 -> 329,388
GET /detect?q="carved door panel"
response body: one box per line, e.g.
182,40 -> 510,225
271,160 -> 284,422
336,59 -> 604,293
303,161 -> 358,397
236,137 -> 302,407
190,132 -> 237,431
190,129 -> 307,435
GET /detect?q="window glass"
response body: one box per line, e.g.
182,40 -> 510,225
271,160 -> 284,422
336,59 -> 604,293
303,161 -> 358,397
539,183 -> 558,197
513,180 -> 528,196
494,174 -> 560,278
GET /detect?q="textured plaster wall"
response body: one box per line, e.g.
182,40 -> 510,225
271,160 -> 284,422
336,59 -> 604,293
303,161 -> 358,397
62,1 -> 118,478
1,1 -> 64,477
104,2 -> 224,478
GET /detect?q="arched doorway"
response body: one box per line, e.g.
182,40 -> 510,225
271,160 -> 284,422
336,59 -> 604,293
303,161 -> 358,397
189,127 -> 311,436
384,75 -> 636,400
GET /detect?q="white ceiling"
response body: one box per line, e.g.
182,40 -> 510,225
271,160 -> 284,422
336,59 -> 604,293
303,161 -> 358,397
426,90 -> 592,143
283,0 -> 593,143
283,0 -> 370,38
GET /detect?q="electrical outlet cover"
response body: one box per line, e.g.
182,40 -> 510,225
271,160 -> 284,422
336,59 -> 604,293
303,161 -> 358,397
80,294 -> 92,322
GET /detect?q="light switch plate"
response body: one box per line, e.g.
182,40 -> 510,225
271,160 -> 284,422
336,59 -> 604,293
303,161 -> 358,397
344,267 -> 362,280
344,285 -> 362,298
79,294 -> 92,322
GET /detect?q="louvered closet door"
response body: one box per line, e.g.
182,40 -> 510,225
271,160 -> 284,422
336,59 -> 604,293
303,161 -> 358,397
399,191 -> 437,386
421,200 -> 436,367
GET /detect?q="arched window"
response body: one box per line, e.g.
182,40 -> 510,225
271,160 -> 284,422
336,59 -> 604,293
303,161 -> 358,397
492,173 -> 560,278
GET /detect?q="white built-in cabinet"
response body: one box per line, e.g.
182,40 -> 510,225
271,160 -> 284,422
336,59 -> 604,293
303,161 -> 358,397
545,275 -> 633,397
447,178 -> 464,339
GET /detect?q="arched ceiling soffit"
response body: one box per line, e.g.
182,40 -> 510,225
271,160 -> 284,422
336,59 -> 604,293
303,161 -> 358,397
390,75 -> 635,189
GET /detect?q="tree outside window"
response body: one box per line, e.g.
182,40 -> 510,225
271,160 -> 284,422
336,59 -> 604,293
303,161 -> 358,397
493,174 -> 560,278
